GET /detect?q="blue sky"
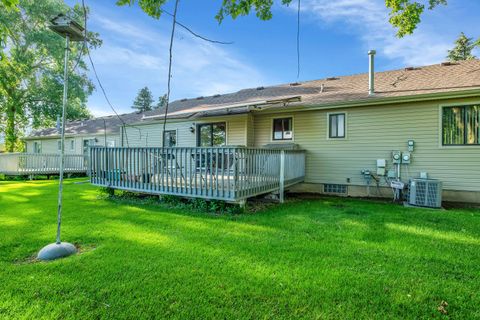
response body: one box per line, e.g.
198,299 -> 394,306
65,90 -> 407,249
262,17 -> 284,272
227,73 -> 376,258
68,0 -> 480,116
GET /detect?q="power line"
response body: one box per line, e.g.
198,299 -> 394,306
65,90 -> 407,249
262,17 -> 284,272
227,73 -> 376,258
80,0 -> 136,147
162,0 -> 180,148
71,0 -> 86,71
78,0 -> 230,149
86,48 -> 132,147
160,9 -> 233,45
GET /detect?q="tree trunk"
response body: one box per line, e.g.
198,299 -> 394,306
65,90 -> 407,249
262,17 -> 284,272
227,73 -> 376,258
5,104 -> 17,152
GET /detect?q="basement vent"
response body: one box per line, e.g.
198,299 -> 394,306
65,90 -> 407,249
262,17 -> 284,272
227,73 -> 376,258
324,184 -> 347,194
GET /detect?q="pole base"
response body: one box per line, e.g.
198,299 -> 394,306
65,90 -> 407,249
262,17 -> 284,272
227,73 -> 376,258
37,242 -> 77,261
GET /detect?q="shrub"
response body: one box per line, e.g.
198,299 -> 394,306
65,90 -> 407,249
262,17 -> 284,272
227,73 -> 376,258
99,187 -> 115,197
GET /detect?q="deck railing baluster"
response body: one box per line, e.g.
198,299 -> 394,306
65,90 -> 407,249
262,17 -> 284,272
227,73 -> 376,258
75,146 -> 306,203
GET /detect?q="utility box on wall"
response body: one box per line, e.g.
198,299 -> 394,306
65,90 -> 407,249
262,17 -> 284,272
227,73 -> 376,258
376,159 -> 386,176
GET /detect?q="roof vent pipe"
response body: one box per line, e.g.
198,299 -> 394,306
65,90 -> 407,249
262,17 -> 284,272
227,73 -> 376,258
368,50 -> 376,96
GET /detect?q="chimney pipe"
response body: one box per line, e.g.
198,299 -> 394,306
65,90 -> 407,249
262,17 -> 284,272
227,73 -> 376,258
368,50 -> 376,96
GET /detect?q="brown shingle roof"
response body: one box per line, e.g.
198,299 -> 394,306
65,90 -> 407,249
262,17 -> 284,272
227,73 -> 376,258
27,60 -> 480,138
26,112 -> 143,139
143,59 -> 480,120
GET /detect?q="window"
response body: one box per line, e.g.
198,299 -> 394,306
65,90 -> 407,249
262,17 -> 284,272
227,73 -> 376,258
197,122 -> 226,147
163,130 -> 177,147
272,118 -> 293,140
329,113 -> 346,138
442,105 -> 480,145
57,140 -> 61,151
33,141 -> 41,153
83,139 -> 95,157
106,140 -> 115,148
70,140 -> 75,151
324,184 -> 347,194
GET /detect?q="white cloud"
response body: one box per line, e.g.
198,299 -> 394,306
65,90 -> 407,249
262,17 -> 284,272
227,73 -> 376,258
88,105 -> 116,117
298,0 -> 452,66
88,15 -> 267,114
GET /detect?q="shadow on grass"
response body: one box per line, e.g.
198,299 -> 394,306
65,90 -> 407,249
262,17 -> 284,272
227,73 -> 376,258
1,180 -> 480,318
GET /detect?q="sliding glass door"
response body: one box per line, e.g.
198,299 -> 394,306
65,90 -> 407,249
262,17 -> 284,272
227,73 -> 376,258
197,122 -> 226,147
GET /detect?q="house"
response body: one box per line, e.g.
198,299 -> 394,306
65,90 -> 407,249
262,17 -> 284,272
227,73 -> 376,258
24,112 -> 143,156
8,57 -> 480,204
0,113 -> 143,177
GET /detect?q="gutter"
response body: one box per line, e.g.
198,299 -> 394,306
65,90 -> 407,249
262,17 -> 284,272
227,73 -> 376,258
140,96 -> 302,121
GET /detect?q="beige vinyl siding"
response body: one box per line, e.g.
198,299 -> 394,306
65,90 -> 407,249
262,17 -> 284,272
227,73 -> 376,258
253,97 -> 480,192
25,134 -> 121,155
246,113 -> 255,147
125,115 -> 249,147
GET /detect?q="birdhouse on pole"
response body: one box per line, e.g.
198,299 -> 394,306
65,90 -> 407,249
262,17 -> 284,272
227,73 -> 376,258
49,14 -> 85,41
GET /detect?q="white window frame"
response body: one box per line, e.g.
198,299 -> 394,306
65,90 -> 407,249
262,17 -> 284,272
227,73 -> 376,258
163,129 -> 178,147
33,141 -> 42,153
69,139 -> 75,151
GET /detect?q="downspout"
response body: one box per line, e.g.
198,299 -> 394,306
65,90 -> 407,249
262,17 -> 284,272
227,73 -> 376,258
368,50 -> 376,96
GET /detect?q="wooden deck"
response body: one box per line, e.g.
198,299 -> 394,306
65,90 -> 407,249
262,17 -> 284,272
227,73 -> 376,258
0,153 -> 86,176
90,147 -> 306,203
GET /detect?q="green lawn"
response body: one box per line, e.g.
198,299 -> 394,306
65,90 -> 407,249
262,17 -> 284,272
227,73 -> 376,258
1,180 -> 479,319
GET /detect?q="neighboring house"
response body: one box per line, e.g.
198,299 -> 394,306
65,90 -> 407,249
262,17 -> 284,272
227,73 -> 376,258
24,113 -> 143,158
15,59 -> 480,203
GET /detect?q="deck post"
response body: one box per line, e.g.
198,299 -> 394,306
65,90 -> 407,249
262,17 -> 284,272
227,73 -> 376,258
279,150 -> 285,203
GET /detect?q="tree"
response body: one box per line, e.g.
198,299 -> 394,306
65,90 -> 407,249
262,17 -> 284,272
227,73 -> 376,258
116,0 -> 447,38
0,0 -> 18,49
132,86 -> 155,112
0,0 -> 101,152
1,0 -> 18,7
447,32 -> 480,62
155,94 -> 167,110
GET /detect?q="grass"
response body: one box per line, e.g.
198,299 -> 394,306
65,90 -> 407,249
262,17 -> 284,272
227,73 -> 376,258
1,179 -> 479,319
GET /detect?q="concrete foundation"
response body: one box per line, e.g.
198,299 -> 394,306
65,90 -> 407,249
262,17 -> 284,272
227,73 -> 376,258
289,183 -> 480,204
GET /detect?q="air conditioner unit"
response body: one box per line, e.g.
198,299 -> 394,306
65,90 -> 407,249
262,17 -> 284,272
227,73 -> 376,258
409,179 -> 443,208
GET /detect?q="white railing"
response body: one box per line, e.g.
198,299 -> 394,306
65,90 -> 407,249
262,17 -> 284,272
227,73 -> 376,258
90,147 -> 306,203
0,153 -> 86,175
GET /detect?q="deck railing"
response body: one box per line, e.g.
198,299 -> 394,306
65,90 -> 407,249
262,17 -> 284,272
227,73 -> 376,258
0,153 -> 86,175
90,147 -> 306,203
